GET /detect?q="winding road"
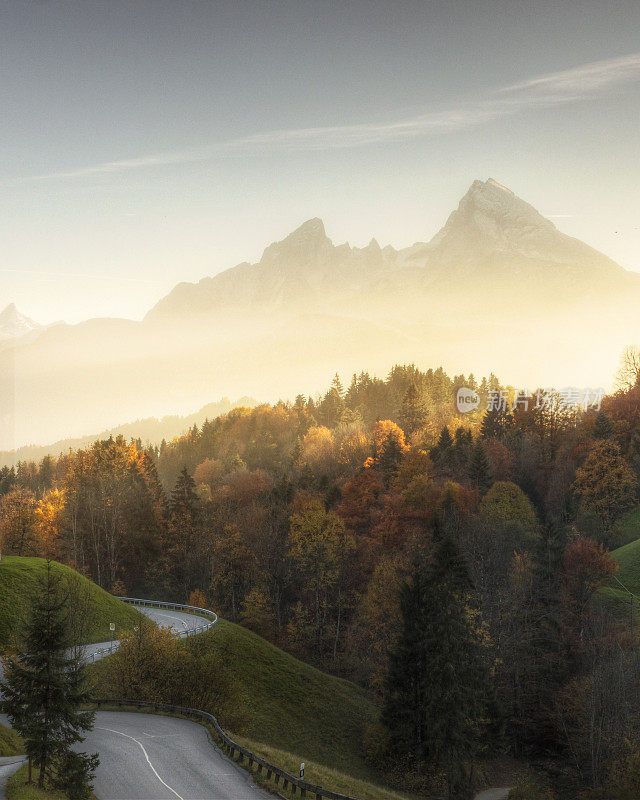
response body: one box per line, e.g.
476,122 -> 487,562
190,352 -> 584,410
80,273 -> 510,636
75,711 -> 270,800
80,606 -> 210,664
2,605 -> 271,799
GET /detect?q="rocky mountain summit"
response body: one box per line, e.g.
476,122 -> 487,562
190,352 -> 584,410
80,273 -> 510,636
4,178 -> 639,449
148,179 -> 631,323
0,304 -> 41,342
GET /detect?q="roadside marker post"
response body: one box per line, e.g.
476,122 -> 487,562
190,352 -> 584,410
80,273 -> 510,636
300,763 -> 305,780
110,622 -> 115,652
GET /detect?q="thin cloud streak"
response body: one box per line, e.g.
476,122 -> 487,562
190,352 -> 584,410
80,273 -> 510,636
17,52 -> 640,183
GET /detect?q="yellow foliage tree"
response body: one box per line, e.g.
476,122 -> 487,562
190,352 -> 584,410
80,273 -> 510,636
299,426 -> 336,476
35,488 -> 66,560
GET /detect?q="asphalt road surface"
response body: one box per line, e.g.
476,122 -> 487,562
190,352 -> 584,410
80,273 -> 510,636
1,605 -> 210,677
1,606 -> 266,799
1,710 -> 271,800
0,756 -> 26,799
80,711 -> 272,800
80,606 -> 211,664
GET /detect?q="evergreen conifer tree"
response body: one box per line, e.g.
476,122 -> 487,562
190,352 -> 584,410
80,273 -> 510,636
480,406 -> 514,440
431,426 -> 455,474
469,439 -> 493,494
0,562 -> 97,791
167,467 -> 203,598
592,410 -> 614,439
383,537 -> 491,797
399,383 -> 427,436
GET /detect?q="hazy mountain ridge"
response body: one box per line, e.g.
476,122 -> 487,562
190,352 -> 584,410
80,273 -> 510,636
3,178 -> 639,450
0,303 -> 42,342
148,178 -> 635,323
0,396 -> 259,468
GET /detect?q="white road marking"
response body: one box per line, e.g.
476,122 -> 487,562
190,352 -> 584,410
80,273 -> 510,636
97,726 -> 186,800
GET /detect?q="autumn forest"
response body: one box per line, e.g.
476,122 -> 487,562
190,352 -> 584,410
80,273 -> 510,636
2,356 -> 640,797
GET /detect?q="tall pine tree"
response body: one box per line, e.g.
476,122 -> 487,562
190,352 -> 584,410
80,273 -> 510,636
383,537 -> 491,797
469,439 -> 493,494
399,383 -> 428,437
0,562 -> 97,790
166,467 -> 203,599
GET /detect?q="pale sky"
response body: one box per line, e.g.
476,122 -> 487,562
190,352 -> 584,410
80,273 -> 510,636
2,0 -> 640,324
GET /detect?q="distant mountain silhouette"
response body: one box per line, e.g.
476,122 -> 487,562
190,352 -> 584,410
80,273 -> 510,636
4,179 -> 639,450
0,396 -> 258,468
0,303 -> 42,342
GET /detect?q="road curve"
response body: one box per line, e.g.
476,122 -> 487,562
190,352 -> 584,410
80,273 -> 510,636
2,606 -> 269,799
79,711 -> 272,800
0,710 -> 271,800
80,605 -> 211,664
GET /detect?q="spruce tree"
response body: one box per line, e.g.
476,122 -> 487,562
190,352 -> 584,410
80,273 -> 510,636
512,521 -> 567,752
167,467 -> 203,598
469,439 -> 493,494
431,426 -> 454,474
0,561 -> 97,790
592,410 -> 614,439
399,383 -> 427,436
452,427 -> 473,472
480,406 -> 514,440
382,565 -> 429,757
383,537 -> 491,796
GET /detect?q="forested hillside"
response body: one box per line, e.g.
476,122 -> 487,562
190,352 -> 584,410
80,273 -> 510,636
2,356 -> 640,797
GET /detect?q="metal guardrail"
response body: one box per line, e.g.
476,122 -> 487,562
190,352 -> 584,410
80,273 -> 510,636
116,596 -> 218,635
80,597 -> 218,665
93,698 -> 360,800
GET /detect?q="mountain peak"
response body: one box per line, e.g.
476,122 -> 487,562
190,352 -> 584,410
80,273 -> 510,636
487,177 -> 514,194
0,304 -> 41,340
260,217 -> 333,266
450,177 -> 553,232
289,217 -> 326,237
0,303 -> 19,322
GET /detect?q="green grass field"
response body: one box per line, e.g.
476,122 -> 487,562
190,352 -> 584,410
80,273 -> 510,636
188,619 -> 381,782
0,722 -> 24,757
601,516 -> 640,615
612,506 -> 640,549
0,556 -> 145,648
1,558 -> 404,797
232,735 -> 411,800
6,764 -> 98,800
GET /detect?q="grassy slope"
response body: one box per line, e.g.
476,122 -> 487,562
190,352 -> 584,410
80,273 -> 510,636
197,619 -> 378,781
0,556 -> 145,648
0,723 -> 24,757
7,765 -> 98,800
601,514 -> 640,613
93,618 -> 409,797
233,735 -> 411,800
612,506 -> 640,549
